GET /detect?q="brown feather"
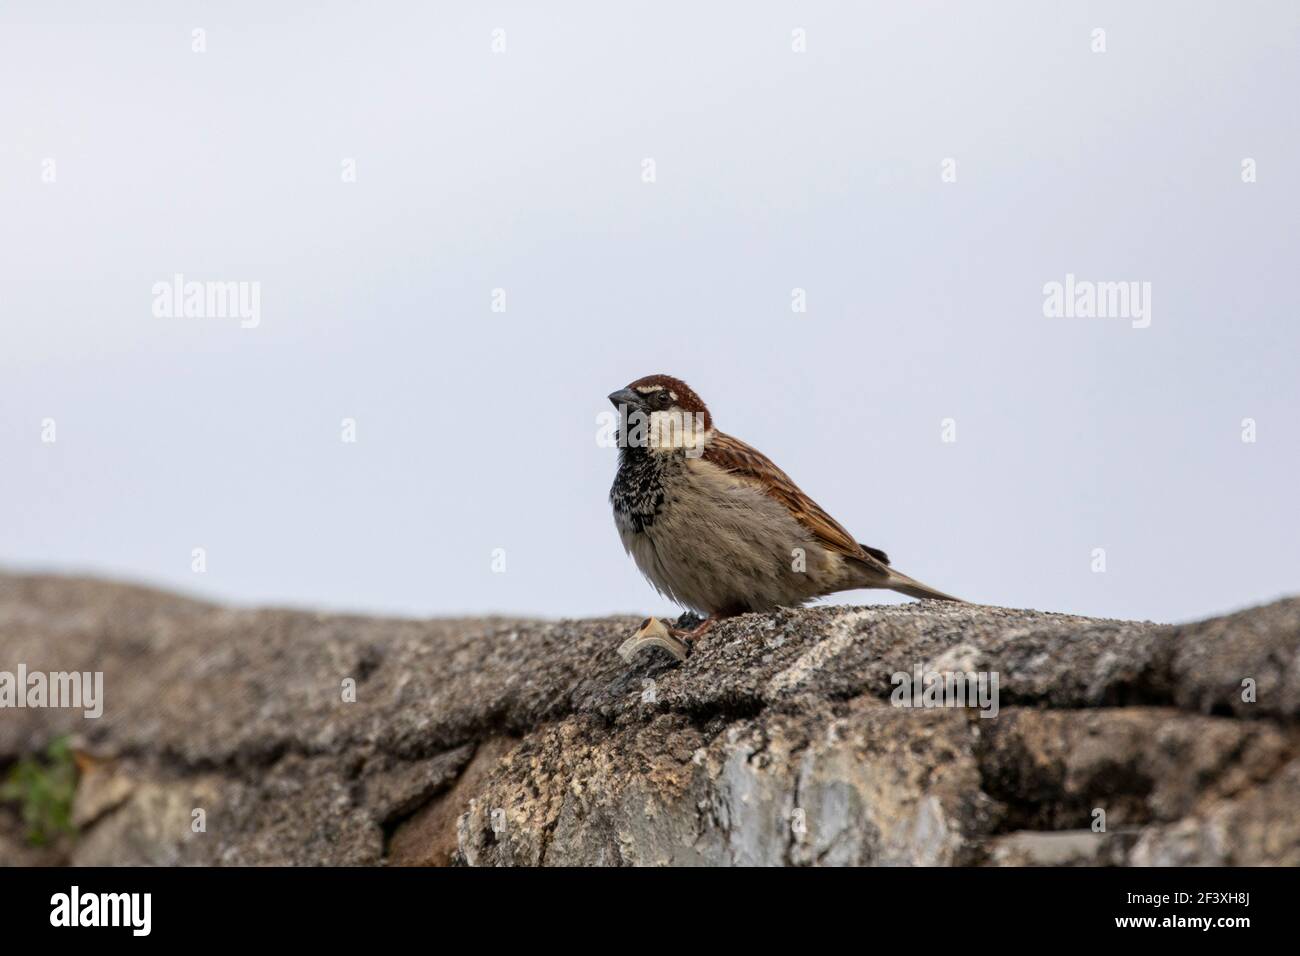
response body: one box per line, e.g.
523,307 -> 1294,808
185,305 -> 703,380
702,431 -> 892,581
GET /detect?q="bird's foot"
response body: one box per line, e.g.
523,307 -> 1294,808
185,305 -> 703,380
667,615 -> 716,649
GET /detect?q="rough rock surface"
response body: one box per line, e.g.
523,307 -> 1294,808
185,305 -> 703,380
0,573 -> 1296,866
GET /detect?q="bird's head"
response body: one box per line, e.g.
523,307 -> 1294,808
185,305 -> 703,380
608,374 -> 712,453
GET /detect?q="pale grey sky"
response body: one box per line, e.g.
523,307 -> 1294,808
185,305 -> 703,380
2,1 -> 1297,624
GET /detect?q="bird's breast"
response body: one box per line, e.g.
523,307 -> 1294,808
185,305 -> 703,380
610,450 -> 841,614
610,448 -> 678,533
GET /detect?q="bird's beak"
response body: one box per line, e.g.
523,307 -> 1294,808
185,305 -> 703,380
607,388 -> 641,410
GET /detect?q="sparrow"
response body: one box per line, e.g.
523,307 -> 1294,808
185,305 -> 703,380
608,374 -> 963,643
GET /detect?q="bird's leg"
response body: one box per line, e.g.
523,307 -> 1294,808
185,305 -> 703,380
667,614 -> 717,647
683,617 -> 716,643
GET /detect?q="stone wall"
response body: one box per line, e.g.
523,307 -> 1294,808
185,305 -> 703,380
0,574 -> 1296,866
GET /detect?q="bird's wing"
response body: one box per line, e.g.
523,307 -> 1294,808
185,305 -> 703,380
702,431 -> 892,578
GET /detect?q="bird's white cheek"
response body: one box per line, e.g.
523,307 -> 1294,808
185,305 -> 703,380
647,410 -> 710,454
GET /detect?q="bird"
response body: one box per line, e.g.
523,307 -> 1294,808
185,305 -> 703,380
607,374 -> 963,644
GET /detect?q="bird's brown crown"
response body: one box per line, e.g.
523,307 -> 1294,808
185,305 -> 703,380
627,374 -> 712,430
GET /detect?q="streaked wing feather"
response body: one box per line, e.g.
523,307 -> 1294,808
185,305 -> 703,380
703,432 -> 891,577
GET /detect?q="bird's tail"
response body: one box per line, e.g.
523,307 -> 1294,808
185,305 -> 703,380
885,571 -> 965,603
